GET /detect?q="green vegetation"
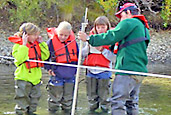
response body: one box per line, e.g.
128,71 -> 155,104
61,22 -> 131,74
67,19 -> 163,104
96,0 -> 118,22
140,77 -> 171,114
161,0 -> 171,27
0,0 -> 170,29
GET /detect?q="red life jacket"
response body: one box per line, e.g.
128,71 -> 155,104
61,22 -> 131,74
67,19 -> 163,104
132,15 -> 149,29
83,53 -> 110,68
8,36 -> 43,69
51,30 -> 78,63
8,35 -> 23,45
83,29 -> 111,68
46,27 -> 56,39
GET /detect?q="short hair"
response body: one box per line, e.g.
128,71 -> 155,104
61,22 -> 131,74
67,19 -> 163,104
57,21 -> 72,31
15,22 -> 40,37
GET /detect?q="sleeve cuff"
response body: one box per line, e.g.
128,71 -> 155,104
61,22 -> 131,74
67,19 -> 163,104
102,49 -> 108,55
86,36 -> 90,42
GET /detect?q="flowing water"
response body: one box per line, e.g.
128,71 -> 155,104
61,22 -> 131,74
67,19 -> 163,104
0,64 -> 170,115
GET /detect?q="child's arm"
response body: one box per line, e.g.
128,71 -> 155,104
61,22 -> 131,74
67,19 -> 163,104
39,42 -> 50,61
12,44 -> 29,66
102,49 -> 116,64
82,42 -> 89,58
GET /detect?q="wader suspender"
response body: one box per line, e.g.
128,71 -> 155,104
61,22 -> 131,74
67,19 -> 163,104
118,23 -> 149,51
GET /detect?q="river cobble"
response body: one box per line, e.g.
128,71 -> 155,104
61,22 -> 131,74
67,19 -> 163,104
147,30 -> 171,64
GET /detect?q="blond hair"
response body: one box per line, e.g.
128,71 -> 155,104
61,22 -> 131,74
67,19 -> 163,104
57,21 -> 72,32
15,22 -> 40,37
94,16 -> 111,34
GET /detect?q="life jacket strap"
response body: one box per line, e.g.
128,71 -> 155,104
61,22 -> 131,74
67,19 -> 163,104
118,23 -> 149,50
118,37 -> 148,50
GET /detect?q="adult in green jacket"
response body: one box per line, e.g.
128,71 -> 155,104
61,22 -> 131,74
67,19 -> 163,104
78,3 -> 150,115
10,22 -> 50,115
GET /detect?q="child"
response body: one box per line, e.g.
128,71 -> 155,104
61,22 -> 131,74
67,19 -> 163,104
8,22 -> 50,115
82,16 -> 116,113
45,21 -> 79,114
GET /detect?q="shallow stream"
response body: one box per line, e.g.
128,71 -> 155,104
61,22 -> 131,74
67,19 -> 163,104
0,64 -> 170,115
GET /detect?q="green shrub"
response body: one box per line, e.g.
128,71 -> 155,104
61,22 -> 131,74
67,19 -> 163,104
161,0 -> 171,27
0,0 -> 170,29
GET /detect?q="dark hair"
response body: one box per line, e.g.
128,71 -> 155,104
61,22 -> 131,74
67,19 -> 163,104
123,6 -> 139,15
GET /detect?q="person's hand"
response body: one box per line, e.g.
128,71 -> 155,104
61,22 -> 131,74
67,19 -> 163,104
36,36 -> 43,43
95,46 -> 104,52
48,69 -> 56,76
22,32 -> 28,45
77,31 -> 88,42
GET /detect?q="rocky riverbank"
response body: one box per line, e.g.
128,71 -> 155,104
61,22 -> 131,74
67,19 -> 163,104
147,29 -> 171,64
0,29 -> 171,65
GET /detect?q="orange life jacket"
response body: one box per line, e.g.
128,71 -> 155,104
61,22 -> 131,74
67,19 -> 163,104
8,36 -> 43,69
50,30 -> 78,63
46,27 -> 56,39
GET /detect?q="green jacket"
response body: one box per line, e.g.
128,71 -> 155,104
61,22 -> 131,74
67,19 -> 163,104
12,42 -> 50,85
89,18 -> 150,75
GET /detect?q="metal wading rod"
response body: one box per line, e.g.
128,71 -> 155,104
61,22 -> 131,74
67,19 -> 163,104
0,55 -> 171,79
71,8 -> 88,115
